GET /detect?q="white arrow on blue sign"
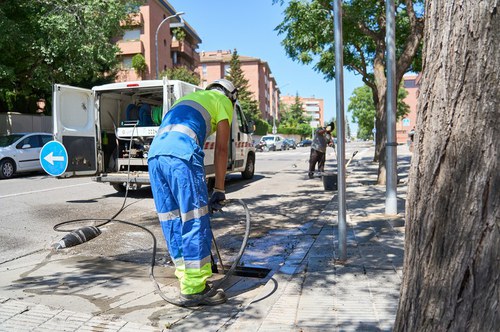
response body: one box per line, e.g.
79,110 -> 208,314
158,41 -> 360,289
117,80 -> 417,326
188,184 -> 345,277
40,141 -> 68,176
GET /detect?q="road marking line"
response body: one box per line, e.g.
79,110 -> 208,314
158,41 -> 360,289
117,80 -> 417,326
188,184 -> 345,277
0,182 -> 94,199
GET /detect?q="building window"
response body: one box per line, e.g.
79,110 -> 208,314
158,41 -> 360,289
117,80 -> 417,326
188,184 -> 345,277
202,64 -> 207,76
224,64 -> 230,76
121,56 -> 133,69
123,29 -> 140,41
404,79 -> 416,88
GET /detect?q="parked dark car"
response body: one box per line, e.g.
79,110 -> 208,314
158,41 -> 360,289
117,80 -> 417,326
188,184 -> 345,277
297,139 -> 312,147
283,138 -> 297,150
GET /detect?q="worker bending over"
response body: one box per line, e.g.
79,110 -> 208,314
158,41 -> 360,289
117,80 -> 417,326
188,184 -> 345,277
148,79 -> 237,306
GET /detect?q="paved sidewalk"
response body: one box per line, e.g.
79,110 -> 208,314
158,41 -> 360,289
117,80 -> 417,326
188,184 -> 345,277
0,145 -> 411,331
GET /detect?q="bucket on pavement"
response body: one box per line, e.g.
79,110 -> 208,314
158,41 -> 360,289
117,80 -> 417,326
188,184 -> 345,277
322,172 -> 337,191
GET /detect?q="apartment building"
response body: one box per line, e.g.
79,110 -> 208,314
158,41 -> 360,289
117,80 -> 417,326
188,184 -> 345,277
115,0 -> 201,82
396,74 -> 420,144
280,95 -> 325,129
198,50 -> 280,123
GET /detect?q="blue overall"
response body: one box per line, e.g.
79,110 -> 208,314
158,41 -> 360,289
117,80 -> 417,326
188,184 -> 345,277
148,91 -> 233,295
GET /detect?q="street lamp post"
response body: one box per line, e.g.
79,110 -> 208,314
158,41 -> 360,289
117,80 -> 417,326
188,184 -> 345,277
385,0 -> 398,215
155,11 -> 185,79
333,0 -> 347,261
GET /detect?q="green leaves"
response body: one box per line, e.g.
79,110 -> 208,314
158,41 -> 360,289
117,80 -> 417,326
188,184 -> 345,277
0,0 -> 138,112
274,0 -> 424,84
278,93 -> 312,137
162,66 -> 200,86
349,84 -> 410,139
225,49 -> 261,122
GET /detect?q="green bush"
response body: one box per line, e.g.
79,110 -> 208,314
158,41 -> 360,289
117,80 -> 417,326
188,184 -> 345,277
253,118 -> 270,135
132,54 -> 147,76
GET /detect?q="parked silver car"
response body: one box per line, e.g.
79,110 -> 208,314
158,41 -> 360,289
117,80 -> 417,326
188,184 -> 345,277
260,134 -> 285,151
0,132 -> 53,179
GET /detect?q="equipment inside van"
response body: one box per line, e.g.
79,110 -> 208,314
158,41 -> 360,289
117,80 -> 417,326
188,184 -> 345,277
52,79 -> 256,192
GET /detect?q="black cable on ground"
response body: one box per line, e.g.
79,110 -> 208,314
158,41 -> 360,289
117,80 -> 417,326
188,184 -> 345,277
51,199 -> 251,307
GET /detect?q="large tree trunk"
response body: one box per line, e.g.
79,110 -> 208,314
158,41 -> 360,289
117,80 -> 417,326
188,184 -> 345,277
395,1 -> 499,331
373,43 -> 388,185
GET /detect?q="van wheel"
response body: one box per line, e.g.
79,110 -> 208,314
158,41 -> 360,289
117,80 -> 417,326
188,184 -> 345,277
112,183 -> 126,192
241,153 -> 255,179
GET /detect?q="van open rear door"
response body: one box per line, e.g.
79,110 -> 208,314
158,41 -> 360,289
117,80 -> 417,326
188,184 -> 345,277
53,84 -> 98,177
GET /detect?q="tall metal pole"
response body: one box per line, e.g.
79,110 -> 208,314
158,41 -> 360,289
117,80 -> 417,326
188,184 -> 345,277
155,12 -> 184,79
333,0 -> 347,260
385,0 -> 397,215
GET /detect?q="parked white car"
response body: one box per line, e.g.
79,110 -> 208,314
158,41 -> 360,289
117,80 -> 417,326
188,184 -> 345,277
260,134 -> 285,151
0,132 -> 53,179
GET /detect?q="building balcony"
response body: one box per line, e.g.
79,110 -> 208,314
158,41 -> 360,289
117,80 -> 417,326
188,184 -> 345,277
171,39 -> 200,64
117,40 -> 144,56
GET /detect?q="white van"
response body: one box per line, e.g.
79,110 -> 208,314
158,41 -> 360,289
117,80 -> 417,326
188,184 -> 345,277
52,79 -> 256,192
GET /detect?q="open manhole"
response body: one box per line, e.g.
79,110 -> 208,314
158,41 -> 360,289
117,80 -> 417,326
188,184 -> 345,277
213,265 -> 271,279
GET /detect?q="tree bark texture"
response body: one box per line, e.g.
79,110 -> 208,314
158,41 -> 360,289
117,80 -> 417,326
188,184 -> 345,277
395,1 -> 499,331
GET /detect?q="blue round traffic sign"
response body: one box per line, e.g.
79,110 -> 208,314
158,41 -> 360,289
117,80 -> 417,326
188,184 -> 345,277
40,141 -> 68,176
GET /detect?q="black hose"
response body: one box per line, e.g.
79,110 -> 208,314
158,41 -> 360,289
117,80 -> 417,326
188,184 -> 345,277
52,199 -> 251,308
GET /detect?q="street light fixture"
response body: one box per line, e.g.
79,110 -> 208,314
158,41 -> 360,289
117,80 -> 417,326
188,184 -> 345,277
155,11 -> 185,79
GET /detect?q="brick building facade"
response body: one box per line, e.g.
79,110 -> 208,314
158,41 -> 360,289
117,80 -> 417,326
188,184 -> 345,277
280,95 -> 325,129
115,0 -> 201,82
397,74 -> 420,144
198,50 -> 280,123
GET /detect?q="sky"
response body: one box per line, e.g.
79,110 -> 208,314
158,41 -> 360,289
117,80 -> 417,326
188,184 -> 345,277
167,0 -> 364,132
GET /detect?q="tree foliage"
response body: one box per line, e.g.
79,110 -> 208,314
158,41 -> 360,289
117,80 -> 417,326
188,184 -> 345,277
224,49 -> 261,122
278,93 -> 312,137
162,66 -> 200,86
0,0 -> 137,112
273,0 -> 424,183
349,84 -> 410,140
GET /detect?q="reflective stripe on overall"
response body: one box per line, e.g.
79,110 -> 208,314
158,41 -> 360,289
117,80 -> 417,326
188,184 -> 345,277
148,100 -> 213,295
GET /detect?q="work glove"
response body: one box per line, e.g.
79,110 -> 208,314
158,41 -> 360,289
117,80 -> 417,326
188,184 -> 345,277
209,190 -> 226,214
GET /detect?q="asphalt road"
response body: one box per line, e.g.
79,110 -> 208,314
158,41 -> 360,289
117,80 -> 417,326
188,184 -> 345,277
0,142 -> 368,270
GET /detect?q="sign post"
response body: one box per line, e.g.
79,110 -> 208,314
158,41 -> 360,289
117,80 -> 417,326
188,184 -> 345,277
40,141 -> 68,177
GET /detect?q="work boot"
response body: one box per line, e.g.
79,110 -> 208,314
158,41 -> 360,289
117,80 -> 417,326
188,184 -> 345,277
180,285 -> 227,306
308,172 -> 314,179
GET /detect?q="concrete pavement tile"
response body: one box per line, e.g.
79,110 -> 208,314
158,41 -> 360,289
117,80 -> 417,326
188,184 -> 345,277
223,270 -> 303,331
0,299 -> 29,323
